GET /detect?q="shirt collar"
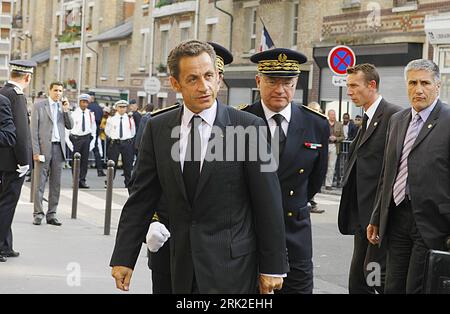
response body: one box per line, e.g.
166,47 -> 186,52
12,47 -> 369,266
182,100 -> 217,127
48,97 -> 59,106
412,97 -> 438,123
8,80 -> 23,93
260,100 -> 292,123
364,95 -> 383,120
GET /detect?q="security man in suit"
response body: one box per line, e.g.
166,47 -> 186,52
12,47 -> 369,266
243,48 -> 329,293
368,59 -> 450,293
0,60 -> 36,262
67,94 -> 97,189
0,95 -> 16,148
338,64 -> 402,294
145,42 -> 233,294
105,100 -> 136,188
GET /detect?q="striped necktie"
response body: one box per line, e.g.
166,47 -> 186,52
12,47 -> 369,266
392,113 -> 421,206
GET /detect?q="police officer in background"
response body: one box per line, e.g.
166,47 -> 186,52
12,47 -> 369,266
243,49 -> 329,293
144,42 -> 233,294
0,60 -> 36,262
67,94 -> 97,189
105,100 -> 136,188
0,95 -> 16,148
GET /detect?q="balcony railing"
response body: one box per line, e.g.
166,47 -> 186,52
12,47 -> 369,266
153,0 -> 196,18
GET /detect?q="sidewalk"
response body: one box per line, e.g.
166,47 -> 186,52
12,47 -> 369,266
0,169 -> 151,294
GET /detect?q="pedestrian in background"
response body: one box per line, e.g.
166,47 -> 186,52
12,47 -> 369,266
325,109 -> 344,190
30,82 -> 73,227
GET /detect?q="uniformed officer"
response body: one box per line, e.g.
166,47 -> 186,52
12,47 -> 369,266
105,100 -> 136,188
243,48 -> 329,293
0,95 -> 16,148
68,94 -> 97,189
0,60 -> 36,262
145,42 -> 233,294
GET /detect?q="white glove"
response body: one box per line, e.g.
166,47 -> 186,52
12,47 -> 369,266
16,164 -> 30,178
146,221 -> 170,253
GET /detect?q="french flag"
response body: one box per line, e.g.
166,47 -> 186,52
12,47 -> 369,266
259,25 -> 275,52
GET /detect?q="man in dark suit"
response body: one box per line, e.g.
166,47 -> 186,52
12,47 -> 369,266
342,113 -> 358,141
243,48 -> 329,294
0,95 -> 16,148
0,60 -> 36,262
110,40 -> 288,294
368,59 -> 450,294
338,64 -> 402,294
145,42 -> 234,294
87,92 -> 106,177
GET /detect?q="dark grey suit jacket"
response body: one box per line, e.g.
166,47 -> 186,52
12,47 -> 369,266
338,99 -> 402,234
110,102 -> 289,294
370,100 -> 450,250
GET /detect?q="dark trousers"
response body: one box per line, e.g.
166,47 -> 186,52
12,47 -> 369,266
108,140 -> 134,188
149,242 -> 172,294
385,199 -> 429,294
0,171 -> 25,251
349,226 -> 386,294
0,225 -> 13,253
92,130 -> 103,173
71,134 -> 91,184
276,259 -> 313,294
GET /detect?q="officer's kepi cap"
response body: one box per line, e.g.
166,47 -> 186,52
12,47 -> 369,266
208,42 -> 233,74
9,60 -> 37,74
115,100 -> 129,108
78,94 -> 91,102
250,48 -> 307,77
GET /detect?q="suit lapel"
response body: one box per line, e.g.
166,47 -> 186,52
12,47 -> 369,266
194,102 -> 230,202
45,100 -> 54,122
166,107 -> 188,202
278,105 -> 304,177
358,100 -> 386,148
411,100 -> 442,152
396,110 -> 412,162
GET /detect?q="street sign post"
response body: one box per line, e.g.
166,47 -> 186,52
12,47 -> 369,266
144,77 -> 161,95
328,46 -> 356,120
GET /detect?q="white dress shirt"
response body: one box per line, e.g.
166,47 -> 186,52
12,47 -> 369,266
70,107 -> 97,137
261,100 -> 291,137
105,113 -> 136,140
364,95 -> 383,130
7,80 -> 23,93
48,97 -> 61,142
179,101 -> 217,172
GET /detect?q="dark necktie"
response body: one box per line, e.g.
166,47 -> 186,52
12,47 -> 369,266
273,114 -> 286,155
183,115 -> 202,205
82,111 -> 86,132
359,113 -> 369,141
119,116 -> 123,139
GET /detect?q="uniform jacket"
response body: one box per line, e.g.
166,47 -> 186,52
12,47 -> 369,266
0,94 -> 16,148
0,83 -> 31,171
110,102 -> 289,293
244,101 -> 329,261
371,100 -> 450,250
339,99 -> 402,235
30,99 -> 73,160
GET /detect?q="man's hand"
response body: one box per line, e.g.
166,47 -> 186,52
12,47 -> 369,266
62,98 -> 70,113
33,154 -> 40,162
16,164 -> 29,178
111,266 -> 133,291
259,275 -> 283,294
367,224 -> 380,245
146,222 -> 170,253
329,135 -> 337,142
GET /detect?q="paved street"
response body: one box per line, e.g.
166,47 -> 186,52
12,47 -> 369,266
0,168 -> 352,294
